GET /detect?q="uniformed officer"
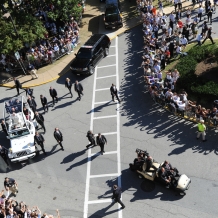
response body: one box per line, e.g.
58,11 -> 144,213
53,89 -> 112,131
33,112 -> 46,133
0,145 -> 9,167
111,185 -> 125,209
34,132 -> 46,155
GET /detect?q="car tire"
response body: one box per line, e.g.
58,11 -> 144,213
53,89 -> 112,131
179,191 -> 186,196
88,66 -> 95,75
104,48 -> 109,57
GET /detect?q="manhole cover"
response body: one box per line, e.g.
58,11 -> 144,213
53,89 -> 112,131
140,180 -> 155,192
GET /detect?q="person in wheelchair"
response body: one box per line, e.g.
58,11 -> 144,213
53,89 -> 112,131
162,160 -> 180,177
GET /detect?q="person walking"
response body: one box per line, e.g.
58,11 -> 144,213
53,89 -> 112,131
65,78 -> 73,98
34,111 -> 46,133
74,80 -> 83,101
25,87 -> 35,99
111,185 -> 125,209
0,145 -> 9,167
49,87 -> 58,107
27,96 -> 37,113
54,127 -> 64,150
1,120 -> 8,136
27,63 -> 38,79
4,177 -> 18,197
196,120 -> 207,142
202,27 -> 215,45
13,77 -> 22,95
86,130 -> 96,149
40,95 -> 49,113
96,133 -> 107,155
110,84 -> 121,103
207,8 -> 213,24
34,132 -> 46,155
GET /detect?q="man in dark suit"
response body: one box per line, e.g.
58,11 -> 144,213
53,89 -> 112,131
111,185 -> 125,209
34,132 -> 46,155
1,120 -> 8,136
74,80 -> 83,101
86,130 -> 96,149
40,95 -> 49,113
110,84 -> 121,103
33,111 -> 46,133
96,133 -> 107,155
65,78 -> 73,98
54,127 -> 64,150
49,87 -> 58,106
13,77 -> 22,95
27,96 -> 37,113
0,145 -> 9,167
25,87 -> 35,99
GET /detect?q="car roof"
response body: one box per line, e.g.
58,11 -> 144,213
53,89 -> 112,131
81,34 -> 109,49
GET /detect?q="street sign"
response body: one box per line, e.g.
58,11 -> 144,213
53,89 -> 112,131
14,51 -> 20,60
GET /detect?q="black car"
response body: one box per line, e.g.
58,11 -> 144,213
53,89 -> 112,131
104,5 -> 123,29
70,34 -> 111,75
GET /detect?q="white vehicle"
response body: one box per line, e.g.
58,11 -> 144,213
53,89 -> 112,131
3,96 -> 38,162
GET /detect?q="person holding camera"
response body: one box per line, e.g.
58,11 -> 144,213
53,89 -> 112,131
4,177 -> 18,197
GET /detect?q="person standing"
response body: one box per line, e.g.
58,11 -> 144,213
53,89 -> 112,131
196,33 -> 203,46
196,120 -> 207,142
1,120 -> 8,136
27,63 -> 38,79
49,87 -> 58,106
111,185 -> 125,209
65,78 -> 73,98
34,132 -> 46,155
27,96 -> 37,113
86,130 -> 96,149
74,80 -> 83,101
40,95 -> 49,113
207,7 -> 213,24
13,77 -> 22,95
198,5 -> 204,21
4,177 -> 18,197
202,27 -> 215,44
54,128 -> 64,150
110,84 -> 121,103
0,145 -> 9,167
96,133 -> 107,155
25,87 -> 35,99
34,111 -> 46,133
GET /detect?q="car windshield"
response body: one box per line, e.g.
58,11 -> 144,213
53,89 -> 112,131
77,48 -> 92,59
105,7 -> 119,22
9,128 -> 30,139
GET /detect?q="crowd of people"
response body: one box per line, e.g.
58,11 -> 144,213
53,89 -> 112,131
136,0 -> 218,127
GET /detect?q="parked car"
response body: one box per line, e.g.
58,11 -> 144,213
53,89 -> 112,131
70,34 -> 111,75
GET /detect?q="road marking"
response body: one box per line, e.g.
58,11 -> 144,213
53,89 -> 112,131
90,151 -> 118,157
90,173 -> 119,178
110,45 -> 115,47
93,115 -> 117,120
107,54 -> 116,57
88,199 -> 112,204
94,101 -> 111,104
95,88 -> 110,91
97,64 -> 116,69
96,75 -> 116,79
94,132 -> 117,136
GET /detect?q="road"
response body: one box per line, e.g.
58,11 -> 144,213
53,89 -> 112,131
0,25 -> 218,218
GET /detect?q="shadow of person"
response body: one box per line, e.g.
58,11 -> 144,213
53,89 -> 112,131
86,101 -> 116,114
61,149 -> 87,164
88,202 -> 120,218
51,99 -> 77,110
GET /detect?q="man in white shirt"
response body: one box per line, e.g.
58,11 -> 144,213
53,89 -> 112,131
180,36 -> 188,48
196,33 -> 203,45
169,12 -> 175,22
198,6 -> 204,21
176,45 -> 182,55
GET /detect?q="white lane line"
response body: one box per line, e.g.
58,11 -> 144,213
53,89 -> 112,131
88,199 -> 112,204
116,37 -> 122,218
96,75 -> 116,79
97,64 -> 116,69
93,115 -> 117,120
90,173 -> 118,178
83,59 -> 97,218
90,151 -> 118,157
107,54 -> 116,57
95,88 -> 110,91
94,101 -> 111,104
110,45 -> 115,47
94,132 -> 117,136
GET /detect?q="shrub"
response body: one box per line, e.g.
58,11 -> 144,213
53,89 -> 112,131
176,56 -> 197,76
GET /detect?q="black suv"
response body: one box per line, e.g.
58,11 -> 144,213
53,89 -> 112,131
70,34 -> 111,75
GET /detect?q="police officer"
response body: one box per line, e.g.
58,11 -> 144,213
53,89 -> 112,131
86,130 -> 96,149
196,120 -> 207,142
111,185 -> 125,209
33,111 -> 46,133
74,80 -> 83,101
0,145 -> 9,167
40,95 -> 49,113
54,127 -> 64,150
34,132 -> 46,155
96,133 -> 107,155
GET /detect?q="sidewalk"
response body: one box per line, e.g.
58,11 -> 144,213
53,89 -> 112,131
0,0 -> 195,88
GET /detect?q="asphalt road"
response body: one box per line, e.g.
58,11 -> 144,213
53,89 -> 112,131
0,23 -> 218,218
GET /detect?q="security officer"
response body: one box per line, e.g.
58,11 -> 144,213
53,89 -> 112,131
110,84 -> 121,103
196,120 -> 207,142
65,78 -> 73,98
54,127 -> 64,150
33,111 -> 46,133
27,96 -> 37,113
74,80 -> 83,101
86,130 -> 96,149
40,95 -> 49,113
111,185 -> 125,209
96,133 -> 107,155
49,87 -> 58,106
13,77 -> 22,95
1,120 -> 8,136
25,87 -> 35,99
0,145 -> 9,167
34,131 -> 46,155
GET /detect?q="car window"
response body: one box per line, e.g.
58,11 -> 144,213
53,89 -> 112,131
93,44 -> 101,55
77,48 -> 92,59
105,7 -> 119,16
